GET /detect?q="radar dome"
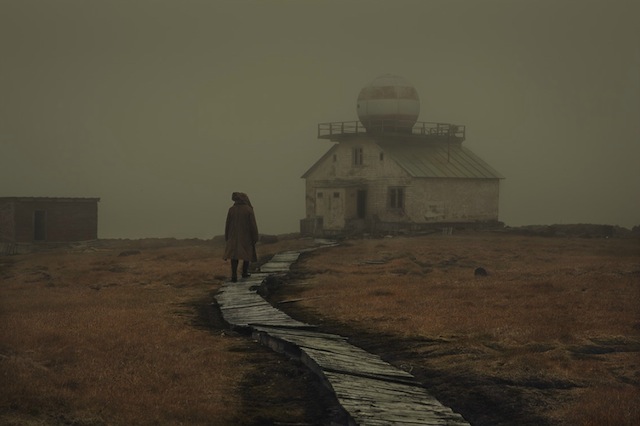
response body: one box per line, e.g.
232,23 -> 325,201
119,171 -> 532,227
357,74 -> 420,133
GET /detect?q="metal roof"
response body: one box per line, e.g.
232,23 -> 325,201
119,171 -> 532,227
376,140 -> 503,179
0,197 -> 100,203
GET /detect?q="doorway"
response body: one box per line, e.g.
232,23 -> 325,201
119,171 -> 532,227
34,210 -> 46,241
357,190 -> 367,219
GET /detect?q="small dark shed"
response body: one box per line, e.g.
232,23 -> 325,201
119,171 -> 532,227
0,197 -> 100,243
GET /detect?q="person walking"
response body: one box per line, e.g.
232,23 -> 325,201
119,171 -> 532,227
223,192 -> 259,282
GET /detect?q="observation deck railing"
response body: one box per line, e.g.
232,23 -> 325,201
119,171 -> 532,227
318,120 -> 466,142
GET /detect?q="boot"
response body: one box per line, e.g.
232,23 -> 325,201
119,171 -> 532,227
242,261 -> 251,278
230,259 -> 238,282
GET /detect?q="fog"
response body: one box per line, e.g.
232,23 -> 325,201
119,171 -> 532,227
1,0 -> 638,238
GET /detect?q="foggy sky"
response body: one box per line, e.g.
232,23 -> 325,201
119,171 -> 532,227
1,0 -> 639,238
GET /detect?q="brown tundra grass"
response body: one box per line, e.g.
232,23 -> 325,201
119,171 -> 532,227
1,233 -> 638,425
285,232 -> 640,426
0,237 -> 317,425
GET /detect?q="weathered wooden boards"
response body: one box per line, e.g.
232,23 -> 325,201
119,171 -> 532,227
215,272 -> 311,328
258,251 -> 303,273
215,249 -> 469,425
324,372 -> 467,426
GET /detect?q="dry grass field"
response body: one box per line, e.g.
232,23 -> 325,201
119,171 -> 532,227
0,237 -> 331,426
270,231 -> 640,426
1,231 -> 638,425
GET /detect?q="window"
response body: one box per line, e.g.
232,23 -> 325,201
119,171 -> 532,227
333,192 -> 340,198
317,192 -> 323,198
379,152 -> 384,161
388,187 -> 404,209
353,147 -> 363,165
333,154 -> 337,162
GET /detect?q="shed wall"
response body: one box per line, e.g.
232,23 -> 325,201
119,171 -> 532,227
0,201 -> 15,242
3,199 -> 98,243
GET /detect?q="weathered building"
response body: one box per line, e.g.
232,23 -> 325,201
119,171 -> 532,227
0,197 -> 100,243
300,75 -> 503,236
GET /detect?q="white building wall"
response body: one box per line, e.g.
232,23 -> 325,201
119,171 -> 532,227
304,137 -> 411,224
303,137 -> 501,231
406,178 -> 500,222
306,138 -> 406,180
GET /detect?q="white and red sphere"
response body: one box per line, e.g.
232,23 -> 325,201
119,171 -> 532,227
356,74 -> 420,132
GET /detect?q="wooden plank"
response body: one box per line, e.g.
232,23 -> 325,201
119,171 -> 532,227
253,326 -> 345,341
324,372 -> 469,426
259,262 -> 292,272
270,251 -> 301,262
220,303 -> 312,328
302,347 -> 414,381
213,250 -> 470,425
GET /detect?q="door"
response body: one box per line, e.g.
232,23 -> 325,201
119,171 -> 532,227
357,190 -> 367,219
315,189 -> 345,230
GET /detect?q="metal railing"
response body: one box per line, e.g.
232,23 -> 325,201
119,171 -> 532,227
317,121 -> 364,138
318,120 -> 465,141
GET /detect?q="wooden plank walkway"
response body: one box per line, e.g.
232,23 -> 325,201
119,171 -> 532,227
215,249 -> 469,425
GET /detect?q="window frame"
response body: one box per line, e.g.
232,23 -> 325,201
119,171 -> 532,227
388,187 -> 405,210
352,147 -> 364,166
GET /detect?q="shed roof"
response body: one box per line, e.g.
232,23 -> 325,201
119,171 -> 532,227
0,197 -> 100,203
376,141 -> 503,179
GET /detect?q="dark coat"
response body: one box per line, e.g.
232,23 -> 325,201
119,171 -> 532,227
224,194 -> 258,261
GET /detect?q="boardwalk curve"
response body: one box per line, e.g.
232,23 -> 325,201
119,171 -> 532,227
215,249 -> 470,425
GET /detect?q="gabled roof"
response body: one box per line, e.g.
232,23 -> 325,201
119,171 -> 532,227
301,140 -> 503,180
301,144 -> 338,179
376,140 -> 503,179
